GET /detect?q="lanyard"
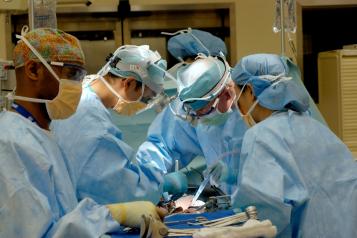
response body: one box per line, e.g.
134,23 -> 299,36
11,102 -> 40,126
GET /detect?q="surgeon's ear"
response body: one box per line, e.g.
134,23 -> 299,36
24,60 -> 41,81
245,84 -> 253,93
122,77 -> 142,101
123,78 -> 141,92
245,84 -> 255,100
245,84 -> 256,102
122,77 -> 137,90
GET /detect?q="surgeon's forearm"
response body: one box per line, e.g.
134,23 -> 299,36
48,198 -> 120,237
136,140 -> 175,173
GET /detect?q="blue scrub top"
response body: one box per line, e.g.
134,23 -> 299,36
232,110 -> 357,237
51,87 -> 164,205
0,111 -> 120,237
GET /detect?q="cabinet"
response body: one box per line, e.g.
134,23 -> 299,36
318,50 -> 357,158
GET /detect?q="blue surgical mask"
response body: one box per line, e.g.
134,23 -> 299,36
199,96 -> 234,126
199,108 -> 232,126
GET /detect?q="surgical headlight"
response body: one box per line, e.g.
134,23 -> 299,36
136,92 -> 175,114
97,45 -> 166,94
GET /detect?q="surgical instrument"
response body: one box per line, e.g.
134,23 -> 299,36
164,216 -> 208,225
191,173 -> 212,206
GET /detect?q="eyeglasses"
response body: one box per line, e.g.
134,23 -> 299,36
182,96 -> 216,116
50,61 -> 87,81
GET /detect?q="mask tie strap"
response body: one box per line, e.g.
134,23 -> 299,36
98,75 -> 143,105
247,100 -> 259,115
161,28 -> 191,36
15,34 -> 60,82
189,32 -> 210,57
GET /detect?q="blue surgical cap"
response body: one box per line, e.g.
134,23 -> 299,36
177,56 -> 227,111
99,45 -> 167,94
168,29 -> 227,61
232,54 -> 309,112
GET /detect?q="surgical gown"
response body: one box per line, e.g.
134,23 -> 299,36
137,99 -> 248,195
0,111 -> 120,237
51,87 -> 164,204
231,110 -> 357,237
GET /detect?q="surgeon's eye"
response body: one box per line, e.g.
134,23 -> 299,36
65,69 -> 77,79
196,104 -> 214,116
65,67 -> 87,81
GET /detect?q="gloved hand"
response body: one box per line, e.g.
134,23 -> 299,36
141,212 -> 169,238
209,160 -> 230,184
163,171 -> 188,195
106,201 -> 167,228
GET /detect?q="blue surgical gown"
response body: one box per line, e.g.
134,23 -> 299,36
51,87 -> 164,204
231,110 -> 357,237
137,99 -> 248,194
0,111 -> 120,237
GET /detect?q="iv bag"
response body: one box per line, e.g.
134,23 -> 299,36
273,0 -> 282,33
273,0 -> 296,34
30,0 -> 57,29
287,0 -> 297,33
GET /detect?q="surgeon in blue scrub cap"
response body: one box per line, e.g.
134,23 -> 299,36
231,53 -> 357,237
51,45 -> 169,205
138,53 -> 247,195
163,28 -> 227,80
137,28 -> 243,196
167,28 -> 227,62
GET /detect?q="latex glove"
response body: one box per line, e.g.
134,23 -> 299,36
163,171 -> 188,194
140,213 -> 169,238
209,160 -> 230,184
107,201 -> 166,228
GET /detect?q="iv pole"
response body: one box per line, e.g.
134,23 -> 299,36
28,0 -> 35,30
279,0 -> 286,56
274,0 -> 327,124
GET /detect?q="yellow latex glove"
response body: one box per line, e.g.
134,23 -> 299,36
107,201 -> 166,228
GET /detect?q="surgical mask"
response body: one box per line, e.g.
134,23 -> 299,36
97,75 -> 147,116
7,34 -> 83,120
199,96 -> 234,126
113,98 -> 146,116
235,83 -> 259,128
199,109 -> 231,126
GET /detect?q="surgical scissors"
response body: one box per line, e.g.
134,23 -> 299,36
164,216 -> 208,225
191,173 -> 212,206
